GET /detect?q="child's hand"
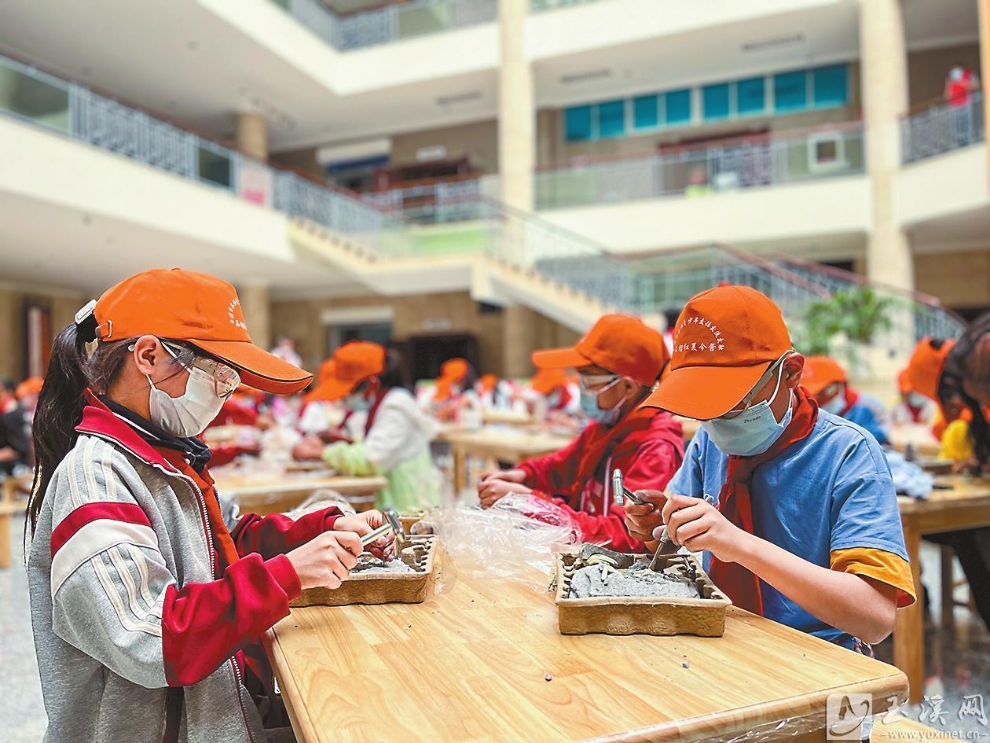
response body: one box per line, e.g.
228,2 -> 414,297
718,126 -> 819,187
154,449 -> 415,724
623,490 -> 666,542
292,436 -> 326,460
334,511 -> 395,560
478,478 -> 532,509
657,494 -> 750,564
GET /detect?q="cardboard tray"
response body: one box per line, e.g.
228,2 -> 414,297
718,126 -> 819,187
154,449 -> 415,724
554,551 -> 731,637
290,535 -> 440,607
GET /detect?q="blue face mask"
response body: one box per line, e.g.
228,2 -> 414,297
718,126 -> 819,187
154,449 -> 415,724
345,389 -> 373,412
701,363 -> 792,457
579,377 -> 625,427
821,392 -> 846,416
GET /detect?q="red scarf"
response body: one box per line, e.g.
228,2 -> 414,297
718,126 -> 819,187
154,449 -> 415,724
709,386 -> 819,616
572,407 -> 656,501
839,386 -> 860,417
364,389 -> 387,437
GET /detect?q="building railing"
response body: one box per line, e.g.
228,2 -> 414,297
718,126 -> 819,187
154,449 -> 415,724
271,0 -> 497,51
534,124 -> 866,210
901,92 -> 985,164
0,53 -> 406,249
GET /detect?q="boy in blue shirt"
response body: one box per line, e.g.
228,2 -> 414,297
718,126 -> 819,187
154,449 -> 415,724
625,286 -> 914,650
802,355 -> 890,446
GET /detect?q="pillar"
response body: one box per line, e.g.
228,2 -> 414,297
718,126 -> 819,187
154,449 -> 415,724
238,283 -> 271,350
502,304 -> 537,378
235,112 -> 268,162
860,0 -> 914,293
498,0 -> 535,214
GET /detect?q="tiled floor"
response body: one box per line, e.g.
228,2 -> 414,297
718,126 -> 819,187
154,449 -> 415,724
2,512 -> 988,742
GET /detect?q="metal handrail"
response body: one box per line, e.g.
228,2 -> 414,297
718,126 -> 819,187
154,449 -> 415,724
901,92 -> 985,164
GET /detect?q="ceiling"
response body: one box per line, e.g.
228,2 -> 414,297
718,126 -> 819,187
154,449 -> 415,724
0,0 -> 979,155
0,191 -> 357,299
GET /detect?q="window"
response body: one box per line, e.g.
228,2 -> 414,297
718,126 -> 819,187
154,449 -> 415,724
565,105 -> 593,142
633,94 -> 659,129
198,145 -> 233,189
664,89 -> 692,125
774,71 -> 808,113
736,77 -> 766,116
597,100 -> 626,138
812,64 -> 848,108
702,83 -> 731,121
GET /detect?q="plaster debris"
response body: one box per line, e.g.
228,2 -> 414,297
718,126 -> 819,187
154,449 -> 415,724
568,564 -> 700,600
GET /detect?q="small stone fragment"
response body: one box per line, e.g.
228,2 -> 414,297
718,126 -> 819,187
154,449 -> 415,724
545,674 -> 553,682
682,662 -> 690,669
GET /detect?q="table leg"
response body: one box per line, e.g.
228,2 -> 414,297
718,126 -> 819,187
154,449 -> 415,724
0,512 -> 11,569
453,445 -> 467,496
895,520 -> 924,704
940,544 -> 955,633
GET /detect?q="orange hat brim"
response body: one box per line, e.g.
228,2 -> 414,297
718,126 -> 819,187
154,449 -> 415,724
191,339 -> 312,395
304,375 -> 359,403
642,360 -> 773,420
532,346 -> 592,371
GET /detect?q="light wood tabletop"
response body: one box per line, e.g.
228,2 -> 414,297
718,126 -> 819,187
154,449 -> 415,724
213,472 -> 388,515
890,426 -> 942,459
266,557 -> 907,743
441,429 -> 574,492
896,477 -> 990,703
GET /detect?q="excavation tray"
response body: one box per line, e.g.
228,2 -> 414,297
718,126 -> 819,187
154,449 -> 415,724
554,550 -> 731,637
290,535 -> 440,607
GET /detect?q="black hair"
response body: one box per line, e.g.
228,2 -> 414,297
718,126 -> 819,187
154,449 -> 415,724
939,317 -> 990,465
27,320 -> 192,533
378,350 -> 410,392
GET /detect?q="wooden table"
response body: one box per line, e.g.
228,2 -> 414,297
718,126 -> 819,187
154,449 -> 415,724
482,409 -> 535,427
266,559 -> 907,743
443,429 -> 573,493
213,473 -> 388,515
896,477 -> 990,703
0,473 -> 32,569
890,426 -> 942,458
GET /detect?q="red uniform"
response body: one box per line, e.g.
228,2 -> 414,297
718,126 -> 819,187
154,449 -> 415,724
518,408 -> 683,552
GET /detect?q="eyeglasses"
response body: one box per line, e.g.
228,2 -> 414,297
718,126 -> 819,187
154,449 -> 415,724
162,341 -> 241,399
578,373 -> 621,394
718,352 -> 791,420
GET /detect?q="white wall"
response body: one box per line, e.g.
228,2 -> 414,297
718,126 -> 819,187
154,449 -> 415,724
897,145 -> 990,226
539,176 -> 873,252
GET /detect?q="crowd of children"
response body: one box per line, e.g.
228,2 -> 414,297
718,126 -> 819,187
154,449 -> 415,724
11,266 -> 990,741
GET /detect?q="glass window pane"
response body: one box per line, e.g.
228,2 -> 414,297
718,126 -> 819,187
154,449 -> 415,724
633,94 -> 659,129
565,105 -> 593,142
774,71 -> 808,113
598,100 -> 626,139
812,64 -> 848,108
664,89 -> 692,125
702,83 -> 731,121
198,146 -> 233,188
0,64 -> 70,132
737,77 -> 766,116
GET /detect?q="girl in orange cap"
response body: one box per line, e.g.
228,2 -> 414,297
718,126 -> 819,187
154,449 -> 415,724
26,269 -> 394,743
294,341 -> 440,512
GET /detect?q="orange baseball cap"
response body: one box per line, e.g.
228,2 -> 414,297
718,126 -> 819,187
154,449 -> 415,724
531,369 -> 567,395
306,341 -> 386,402
907,337 -> 956,402
478,373 -> 498,394
800,356 -> 848,396
438,358 -> 469,383
644,285 -> 792,420
897,368 -> 912,395
317,358 -> 336,384
15,377 -> 43,399
532,314 -> 668,387
89,268 -> 312,395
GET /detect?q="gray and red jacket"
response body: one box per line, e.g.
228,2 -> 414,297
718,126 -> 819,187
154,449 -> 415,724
28,398 -> 340,743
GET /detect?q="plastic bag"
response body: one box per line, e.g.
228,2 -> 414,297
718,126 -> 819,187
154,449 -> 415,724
421,494 -> 581,592
885,450 -> 933,499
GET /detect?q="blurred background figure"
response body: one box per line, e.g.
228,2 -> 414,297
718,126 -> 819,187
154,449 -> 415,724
946,63 -> 980,107
0,377 -> 41,475
890,368 -> 939,428
270,335 -> 303,369
293,341 -> 440,511
801,355 -> 890,446
528,368 -> 582,427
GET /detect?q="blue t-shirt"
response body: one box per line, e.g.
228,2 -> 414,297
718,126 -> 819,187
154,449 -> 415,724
843,402 -> 889,446
668,409 -> 907,648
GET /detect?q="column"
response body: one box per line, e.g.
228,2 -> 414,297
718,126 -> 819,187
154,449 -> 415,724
502,304 -> 537,378
235,111 -> 268,162
498,0 -> 535,214
238,283 -> 271,350
860,0 -> 914,293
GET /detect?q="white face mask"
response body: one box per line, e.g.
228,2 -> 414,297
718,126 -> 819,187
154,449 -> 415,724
821,392 -> 846,416
147,366 -> 225,438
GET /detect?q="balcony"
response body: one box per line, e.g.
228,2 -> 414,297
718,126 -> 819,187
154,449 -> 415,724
901,93 -> 985,165
535,124 -> 866,210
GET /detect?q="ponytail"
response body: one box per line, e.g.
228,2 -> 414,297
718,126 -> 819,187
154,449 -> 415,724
26,314 -> 132,534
